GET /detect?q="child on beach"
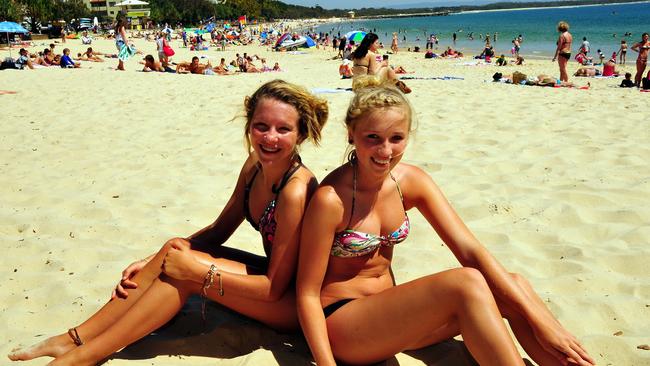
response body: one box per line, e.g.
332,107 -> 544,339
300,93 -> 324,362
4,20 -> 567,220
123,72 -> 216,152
620,72 -> 635,87
59,48 -> 80,68
8,80 -> 329,365
296,76 -> 595,366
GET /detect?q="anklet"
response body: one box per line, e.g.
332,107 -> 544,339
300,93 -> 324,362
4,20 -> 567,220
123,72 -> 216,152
68,327 -> 83,346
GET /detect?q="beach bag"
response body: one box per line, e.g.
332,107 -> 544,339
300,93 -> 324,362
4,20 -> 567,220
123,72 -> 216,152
642,77 -> 650,90
163,44 -> 175,57
0,58 -> 16,70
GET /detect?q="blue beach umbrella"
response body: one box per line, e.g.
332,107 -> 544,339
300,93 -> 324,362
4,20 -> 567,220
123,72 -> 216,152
0,21 -> 28,58
345,30 -> 366,43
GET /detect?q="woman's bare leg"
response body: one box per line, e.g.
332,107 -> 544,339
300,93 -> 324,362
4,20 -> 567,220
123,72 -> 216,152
325,268 -> 524,366
634,59 -> 646,86
8,242 -> 266,361
559,57 -> 569,82
47,264 -> 297,366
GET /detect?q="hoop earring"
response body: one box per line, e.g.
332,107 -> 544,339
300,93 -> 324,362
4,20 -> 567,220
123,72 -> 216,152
346,149 -> 357,163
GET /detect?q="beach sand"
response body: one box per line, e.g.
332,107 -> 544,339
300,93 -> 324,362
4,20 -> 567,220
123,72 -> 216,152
1,36 -> 649,365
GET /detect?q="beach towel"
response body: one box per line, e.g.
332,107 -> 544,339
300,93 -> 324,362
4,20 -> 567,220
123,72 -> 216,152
118,45 -> 136,61
311,87 -> 352,94
399,76 -> 464,81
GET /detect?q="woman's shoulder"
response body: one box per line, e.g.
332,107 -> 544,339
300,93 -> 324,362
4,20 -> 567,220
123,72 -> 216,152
311,164 -> 350,207
392,163 -> 437,195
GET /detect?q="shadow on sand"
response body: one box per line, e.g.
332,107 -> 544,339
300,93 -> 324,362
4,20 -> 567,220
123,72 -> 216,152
109,296 -> 532,365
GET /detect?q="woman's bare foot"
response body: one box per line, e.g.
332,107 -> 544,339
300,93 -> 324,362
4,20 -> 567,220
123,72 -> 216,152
8,333 -> 75,361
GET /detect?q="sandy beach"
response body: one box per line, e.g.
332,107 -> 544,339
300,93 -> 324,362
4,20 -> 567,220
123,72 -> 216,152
1,35 -> 649,365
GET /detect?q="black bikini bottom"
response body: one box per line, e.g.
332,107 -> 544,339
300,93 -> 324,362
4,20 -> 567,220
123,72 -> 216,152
323,298 -> 355,318
559,52 -> 571,60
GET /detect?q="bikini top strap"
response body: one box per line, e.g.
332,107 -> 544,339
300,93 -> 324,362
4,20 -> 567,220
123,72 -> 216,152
271,155 -> 303,195
243,163 -> 261,226
347,162 -> 357,229
390,172 -> 408,212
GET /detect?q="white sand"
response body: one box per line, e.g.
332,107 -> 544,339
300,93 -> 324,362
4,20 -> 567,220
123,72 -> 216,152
1,36 -> 649,365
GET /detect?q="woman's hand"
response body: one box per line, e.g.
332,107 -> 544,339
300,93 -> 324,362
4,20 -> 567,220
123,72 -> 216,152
111,258 -> 147,300
161,238 -> 197,281
531,315 -> 596,366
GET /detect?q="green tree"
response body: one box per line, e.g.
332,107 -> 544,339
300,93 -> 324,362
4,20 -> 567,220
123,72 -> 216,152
17,0 -> 53,32
52,0 -> 90,25
0,0 -> 22,22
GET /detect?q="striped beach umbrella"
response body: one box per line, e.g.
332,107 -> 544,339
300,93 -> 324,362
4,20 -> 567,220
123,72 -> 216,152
345,30 -> 366,43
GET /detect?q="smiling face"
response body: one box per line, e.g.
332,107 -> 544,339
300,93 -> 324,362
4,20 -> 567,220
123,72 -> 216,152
248,98 -> 300,165
349,107 -> 410,175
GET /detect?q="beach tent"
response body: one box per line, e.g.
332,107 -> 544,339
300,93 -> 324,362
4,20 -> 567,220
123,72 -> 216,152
304,35 -> 316,48
0,21 -> 28,58
345,30 -> 366,43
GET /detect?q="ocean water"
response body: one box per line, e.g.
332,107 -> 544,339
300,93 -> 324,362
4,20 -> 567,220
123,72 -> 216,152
314,2 -> 650,58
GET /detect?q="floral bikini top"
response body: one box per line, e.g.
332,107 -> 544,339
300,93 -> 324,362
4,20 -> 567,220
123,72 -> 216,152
331,166 -> 410,258
244,158 -> 302,246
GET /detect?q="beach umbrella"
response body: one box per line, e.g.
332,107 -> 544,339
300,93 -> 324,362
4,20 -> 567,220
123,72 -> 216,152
345,30 -> 366,43
0,21 -> 28,58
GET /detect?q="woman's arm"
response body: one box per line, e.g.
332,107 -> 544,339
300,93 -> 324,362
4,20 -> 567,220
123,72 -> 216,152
553,35 -> 564,61
407,165 -> 544,319
185,156 -> 254,249
406,165 -> 593,364
631,42 -> 641,53
119,27 -> 128,45
297,187 -> 342,366
167,172 -> 315,302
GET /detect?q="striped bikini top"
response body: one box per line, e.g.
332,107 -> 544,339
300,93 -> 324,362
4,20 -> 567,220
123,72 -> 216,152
331,166 -> 410,258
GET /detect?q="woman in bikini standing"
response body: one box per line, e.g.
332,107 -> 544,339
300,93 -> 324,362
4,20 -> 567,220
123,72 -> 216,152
9,80 -> 329,365
351,33 -> 410,94
631,32 -> 650,87
296,76 -> 595,366
552,21 -> 573,82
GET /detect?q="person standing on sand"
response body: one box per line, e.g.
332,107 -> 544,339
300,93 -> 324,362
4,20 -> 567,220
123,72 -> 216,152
618,39 -> 627,64
552,21 -> 573,82
114,18 -> 135,71
631,32 -> 650,87
7,80 -> 329,366
391,32 -> 398,53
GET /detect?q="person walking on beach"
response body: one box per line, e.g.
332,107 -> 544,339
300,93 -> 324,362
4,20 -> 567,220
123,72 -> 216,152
618,39 -> 627,64
631,32 -> 650,87
8,80 -> 329,366
114,18 -> 134,71
552,21 -> 573,82
296,77 -> 596,366
391,32 -> 399,53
